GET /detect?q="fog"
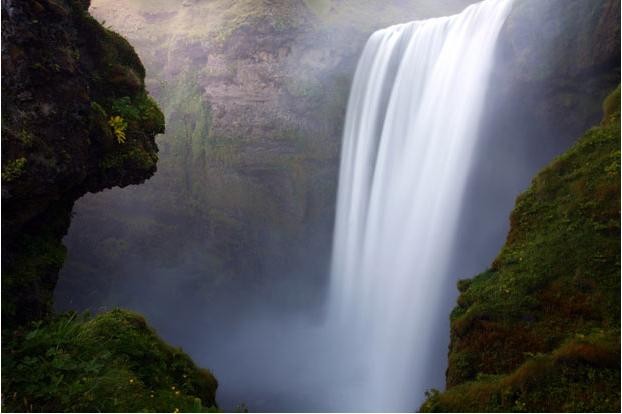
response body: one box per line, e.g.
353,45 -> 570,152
54,0 -> 612,411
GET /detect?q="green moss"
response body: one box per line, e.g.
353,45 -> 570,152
422,87 -> 621,411
88,101 -> 116,148
421,333 -> 620,413
602,84 -> 620,124
2,310 -> 218,412
87,14 -> 146,80
101,145 -> 158,172
77,10 -> 164,158
2,202 -> 72,326
1,157 -> 27,182
110,94 -> 165,136
17,129 -> 34,148
2,237 -> 66,322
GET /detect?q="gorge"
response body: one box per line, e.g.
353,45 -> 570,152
2,0 -> 620,412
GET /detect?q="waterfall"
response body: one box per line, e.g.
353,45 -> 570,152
328,0 -> 513,410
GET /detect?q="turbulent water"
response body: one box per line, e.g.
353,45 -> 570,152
329,0 -> 513,410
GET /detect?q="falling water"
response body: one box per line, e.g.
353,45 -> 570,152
329,0 -> 513,411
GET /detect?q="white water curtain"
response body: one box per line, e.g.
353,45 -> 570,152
329,0 -> 513,410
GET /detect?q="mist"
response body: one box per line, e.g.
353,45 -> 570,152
53,0 -> 617,411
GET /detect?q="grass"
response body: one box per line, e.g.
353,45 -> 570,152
2,310 -> 219,413
421,86 -> 621,412
422,332 -> 619,412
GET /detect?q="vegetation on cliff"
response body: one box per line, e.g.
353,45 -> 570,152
3,0 -> 618,411
421,87 -> 621,412
2,310 -> 218,412
1,0 -> 163,326
1,0 -> 218,411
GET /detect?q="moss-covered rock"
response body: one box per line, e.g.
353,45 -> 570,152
1,0 -> 163,327
421,87 -> 621,412
2,309 -> 218,412
1,1 -> 219,410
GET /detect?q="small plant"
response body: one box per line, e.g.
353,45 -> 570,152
18,129 -> 34,146
111,95 -> 165,135
2,157 -> 27,182
108,115 -> 128,143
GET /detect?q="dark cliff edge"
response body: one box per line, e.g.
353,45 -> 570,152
2,0 -> 162,326
1,0 -> 217,411
420,1 -> 620,412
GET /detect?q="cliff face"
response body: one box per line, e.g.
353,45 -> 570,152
493,0 -> 621,137
1,0 -> 163,327
1,1 -> 218,411
421,86 -> 620,412
54,0 -> 479,314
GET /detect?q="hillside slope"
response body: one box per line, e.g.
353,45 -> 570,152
421,87 -> 621,412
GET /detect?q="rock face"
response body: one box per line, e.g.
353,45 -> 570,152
494,0 -> 621,138
55,0 -> 479,314
420,85 -> 620,413
1,0 -> 163,327
1,1 -> 218,411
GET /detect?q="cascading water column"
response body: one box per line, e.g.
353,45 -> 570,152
328,0 -> 513,410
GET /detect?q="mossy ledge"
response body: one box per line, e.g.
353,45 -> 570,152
1,0 -> 218,411
421,87 -> 621,412
2,310 -> 218,412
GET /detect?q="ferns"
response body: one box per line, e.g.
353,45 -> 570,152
108,115 -> 128,143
